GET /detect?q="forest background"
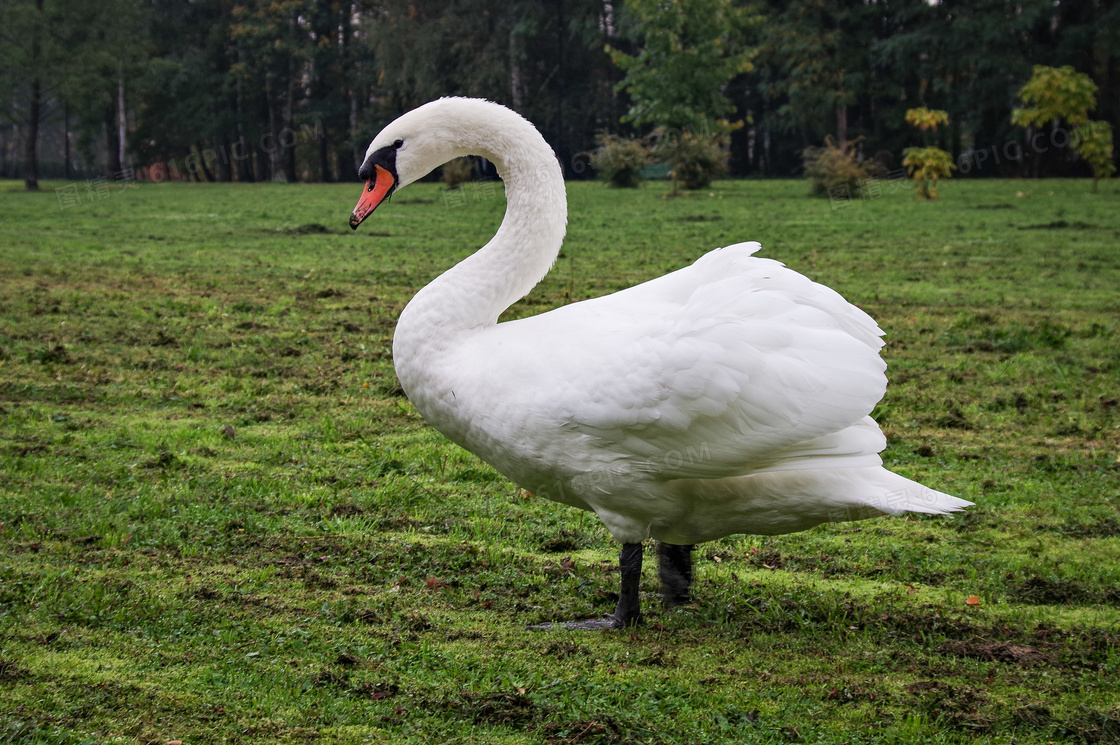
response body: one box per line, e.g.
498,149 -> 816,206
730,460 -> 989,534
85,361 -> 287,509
2,0 -> 1118,187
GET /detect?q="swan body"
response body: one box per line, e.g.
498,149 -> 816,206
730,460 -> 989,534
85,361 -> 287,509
350,98 -> 970,626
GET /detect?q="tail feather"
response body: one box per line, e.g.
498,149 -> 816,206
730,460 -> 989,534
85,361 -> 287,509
658,465 -> 972,545
863,470 -> 972,516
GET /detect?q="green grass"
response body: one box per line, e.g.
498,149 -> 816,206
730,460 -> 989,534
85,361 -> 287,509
1,176 -> 1119,744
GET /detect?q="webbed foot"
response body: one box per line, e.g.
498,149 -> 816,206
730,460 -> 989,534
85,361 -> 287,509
526,542 -> 645,630
658,542 -> 694,607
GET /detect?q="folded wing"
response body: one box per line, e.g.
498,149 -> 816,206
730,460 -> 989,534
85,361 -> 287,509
463,243 -> 890,482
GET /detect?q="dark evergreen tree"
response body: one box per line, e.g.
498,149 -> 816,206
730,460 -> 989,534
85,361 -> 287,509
3,0 -> 1117,182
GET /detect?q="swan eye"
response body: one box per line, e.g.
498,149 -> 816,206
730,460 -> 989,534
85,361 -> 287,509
393,139 -> 404,149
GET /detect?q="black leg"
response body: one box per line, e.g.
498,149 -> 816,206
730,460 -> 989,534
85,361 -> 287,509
612,542 -> 644,628
658,542 -> 694,607
524,541 -> 645,631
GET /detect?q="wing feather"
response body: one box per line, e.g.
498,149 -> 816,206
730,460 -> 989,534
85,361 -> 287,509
459,243 -> 889,482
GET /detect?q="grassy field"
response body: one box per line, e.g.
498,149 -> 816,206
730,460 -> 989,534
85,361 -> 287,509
1,175 -> 1118,745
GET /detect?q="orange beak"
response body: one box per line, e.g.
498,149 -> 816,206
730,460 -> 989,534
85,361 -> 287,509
349,164 -> 396,230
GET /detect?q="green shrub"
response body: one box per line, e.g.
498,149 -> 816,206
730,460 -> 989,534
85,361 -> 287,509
659,131 -> 729,192
1072,121 -> 1116,193
802,137 -> 882,197
902,146 -> 956,199
901,108 -> 955,199
905,107 -> 950,131
439,157 -> 475,189
590,133 -> 651,188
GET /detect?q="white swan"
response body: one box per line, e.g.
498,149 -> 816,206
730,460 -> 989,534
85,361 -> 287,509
349,98 -> 971,629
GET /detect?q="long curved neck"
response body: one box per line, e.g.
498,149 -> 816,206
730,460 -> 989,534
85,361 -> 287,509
395,114 -> 567,356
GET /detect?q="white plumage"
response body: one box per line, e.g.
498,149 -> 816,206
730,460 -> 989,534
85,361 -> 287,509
349,97 -> 970,627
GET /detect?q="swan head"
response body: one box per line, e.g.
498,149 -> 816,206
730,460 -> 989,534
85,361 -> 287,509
348,135 -> 400,230
349,97 -> 546,230
349,98 -> 484,229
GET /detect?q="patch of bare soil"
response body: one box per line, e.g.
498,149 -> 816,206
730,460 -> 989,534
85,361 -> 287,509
906,680 -> 991,730
0,658 -> 29,680
1011,574 -> 1120,606
464,691 -> 538,726
938,640 -> 1049,665
540,716 -> 625,744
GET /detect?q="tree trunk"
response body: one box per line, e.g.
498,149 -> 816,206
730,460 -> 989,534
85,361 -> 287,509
310,60 -> 331,182
118,74 -> 127,171
835,104 -> 848,149
64,103 -> 71,180
24,0 -> 44,191
341,3 -> 360,183
193,145 -> 215,182
950,117 -> 961,169
235,42 -> 253,182
218,134 -> 233,182
318,128 -> 332,182
281,15 -> 297,182
553,0 -> 568,176
343,84 -> 361,183
235,128 -> 252,182
105,96 -> 122,177
266,78 -> 279,181
763,128 -> 771,176
510,27 -> 523,111
25,78 -> 41,190
284,58 -> 297,182
309,12 -> 333,184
